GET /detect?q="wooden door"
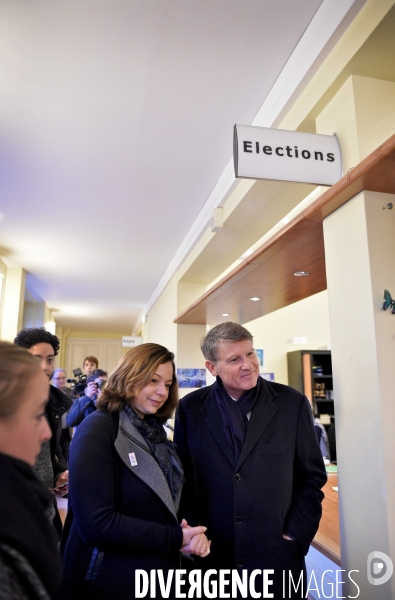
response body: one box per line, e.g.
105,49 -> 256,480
66,338 -> 122,378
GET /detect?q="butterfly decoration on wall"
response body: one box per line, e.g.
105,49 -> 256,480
381,289 -> 395,314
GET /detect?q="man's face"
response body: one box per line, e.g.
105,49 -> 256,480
205,339 -> 259,400
52,371 -> 67,390
84,360 -> 97,375
29,343 -> 55,379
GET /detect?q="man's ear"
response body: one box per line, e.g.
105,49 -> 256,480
205,360 -> 218,377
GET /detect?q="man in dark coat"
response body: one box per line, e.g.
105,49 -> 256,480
14,327 -> 72,536
174,322 -> 327,599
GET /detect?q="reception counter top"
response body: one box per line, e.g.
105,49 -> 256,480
312,471 -> 340,565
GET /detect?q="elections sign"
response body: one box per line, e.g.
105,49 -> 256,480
234,125 -> 342,186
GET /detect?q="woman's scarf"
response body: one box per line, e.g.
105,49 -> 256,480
123,403 -> 184,502
213,375 -> 261,463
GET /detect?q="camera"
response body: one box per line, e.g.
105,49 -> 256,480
67,368 -> 87,399
96,379 -> 106,391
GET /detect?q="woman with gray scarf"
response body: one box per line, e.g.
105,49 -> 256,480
61,343 -> 209,599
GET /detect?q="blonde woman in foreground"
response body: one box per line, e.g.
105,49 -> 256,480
0,342 -> 62,600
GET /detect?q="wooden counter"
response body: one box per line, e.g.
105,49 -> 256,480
312,472 -> 340,565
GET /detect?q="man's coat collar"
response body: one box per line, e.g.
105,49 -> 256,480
199,378 -> 278,470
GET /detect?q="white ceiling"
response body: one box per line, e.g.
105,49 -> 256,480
0,0 -> 361,333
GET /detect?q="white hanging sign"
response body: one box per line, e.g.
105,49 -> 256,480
122,336 -> 143,348
234,125 -> 342,186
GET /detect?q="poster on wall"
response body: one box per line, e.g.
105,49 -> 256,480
177,368 -> 206,388
255,348 -> 264,367
260,373 -> 275,382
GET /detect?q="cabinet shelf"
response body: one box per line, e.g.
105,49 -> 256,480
287,350 -> 335,420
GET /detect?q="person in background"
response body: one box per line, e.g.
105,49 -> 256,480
174,322 -> 327,598
313,415 -> 330,461
0,341 -> 62,600
52,369 -> 73,463
14,327 -> 72,536
52,369 -> 72,398
66,368 -> 108,430
61,343 -> 210,600
83,355 -> 98,375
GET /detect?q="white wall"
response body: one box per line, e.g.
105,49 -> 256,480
324,190 -> 395,598
245,290 -> 331,385
141,274 -> 178,357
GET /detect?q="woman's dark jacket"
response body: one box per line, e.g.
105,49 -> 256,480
60,409 -> 183,599
47,385 -> 72,477
0,453 -> 62,599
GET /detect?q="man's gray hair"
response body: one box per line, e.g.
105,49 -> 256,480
53,368 -> 66,376
201,322 -> 253,363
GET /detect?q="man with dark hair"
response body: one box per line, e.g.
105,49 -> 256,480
66,368 -> 108,429
174,322 -> 327,598
14,327 -> 72,536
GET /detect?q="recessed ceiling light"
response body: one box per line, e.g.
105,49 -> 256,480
250,297 -> 260,301
294,271 -> 309,276
222,313 -> 230,316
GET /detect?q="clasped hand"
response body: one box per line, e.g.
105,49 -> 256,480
51,470 -> 69,497
180,519 -> 211,557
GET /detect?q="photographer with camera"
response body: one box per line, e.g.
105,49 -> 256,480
67,368 -> 88,399
66,369 -> 108,430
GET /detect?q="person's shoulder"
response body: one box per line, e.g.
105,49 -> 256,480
0,544 -> 41,600
0,453 -> 34,489
75,410 -> 119,438
49,385 -> 73,410
74,394 -> 90,404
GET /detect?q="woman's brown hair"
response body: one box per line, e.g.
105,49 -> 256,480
0,342 -> 43,419
97,343 -> 178,422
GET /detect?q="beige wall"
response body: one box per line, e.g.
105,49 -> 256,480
0,258 -> 7,331
0,266 -> 26,342
141,274 -> 178,357
23,301 -> 56,334
245,291 -> 331,385
317,75 -> 395,169
324,190 -> 395,598
317,67 -> 395,597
